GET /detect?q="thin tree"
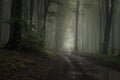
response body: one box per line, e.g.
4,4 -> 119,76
75,0 -> 80,51
98,0 -> 103,52
29,0 -> 34,25
41,0 -> 51,33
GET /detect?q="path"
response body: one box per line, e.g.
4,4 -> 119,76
55,51 -> 120,80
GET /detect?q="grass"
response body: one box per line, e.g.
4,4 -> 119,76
92,53 -> 120,65
79,52 -> 120,71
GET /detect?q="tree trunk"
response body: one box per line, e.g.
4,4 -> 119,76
0,0 -> 4,41
41,0 -> 51,48
103,0 -> 115,54
4,0 -> 22,49
30,0 -> 34,25
75,0 -> 80,51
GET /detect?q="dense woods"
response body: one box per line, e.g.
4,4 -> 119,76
0,0 -> 119,54
0,0 -> 120,80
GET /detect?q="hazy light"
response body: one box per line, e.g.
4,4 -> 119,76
63,27 -> 74,52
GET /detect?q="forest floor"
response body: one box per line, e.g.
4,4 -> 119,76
0,50 -> 62,80
0,50 -> 120,80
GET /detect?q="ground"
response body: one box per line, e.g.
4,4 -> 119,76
55,51 -> 120,80
0,50 -> 120,80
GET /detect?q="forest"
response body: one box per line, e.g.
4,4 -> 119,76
0,0 -> 120,80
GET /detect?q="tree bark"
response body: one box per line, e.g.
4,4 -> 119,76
0,0 -> 4,41
41,0 -> 51,48
75,0 -> 80,51
30,0 -> 34,25
4,0 -> 22,49
103,0 -> 115,54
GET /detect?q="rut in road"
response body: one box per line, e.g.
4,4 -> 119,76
66,54 -> 96,80
69,56 -> 96,80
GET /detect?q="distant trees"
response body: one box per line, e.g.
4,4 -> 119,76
0,0 -> 119,53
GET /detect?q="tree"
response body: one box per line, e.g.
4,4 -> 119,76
40,0 -> 52,48
41,0 -> 51,33
103,0 -> 115,54
0,0 -> 4,41
75,0 -> 80,51
29,0 -> 34,25
4,0 -> 23,49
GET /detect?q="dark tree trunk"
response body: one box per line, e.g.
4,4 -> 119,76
0,0 -> 4,41
103,0 -> 115,54
4,0 -> 22,50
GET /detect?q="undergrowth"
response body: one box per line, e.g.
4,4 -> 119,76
0,50 -> 36,73
93,53 -> 120,65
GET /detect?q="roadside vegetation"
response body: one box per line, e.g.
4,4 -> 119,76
79,52 -> 120,71
0,50 -> 56,80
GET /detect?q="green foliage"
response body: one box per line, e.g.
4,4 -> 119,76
1,18 -> 45,49
39,49 -> 55,59
21,29 -> 53,61
20,26 -> 45,50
